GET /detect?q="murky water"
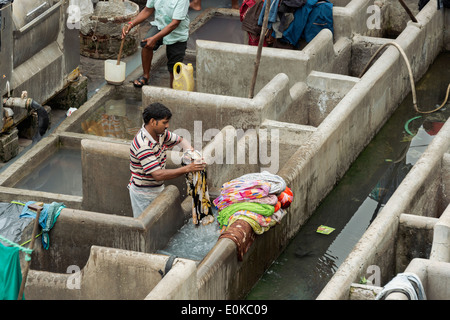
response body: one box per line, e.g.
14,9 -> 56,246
77,95 -> 143,140
15,148 -> 82,196
245,51 -> 450,300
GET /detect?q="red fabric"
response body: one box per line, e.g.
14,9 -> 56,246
219,219 -> 256,261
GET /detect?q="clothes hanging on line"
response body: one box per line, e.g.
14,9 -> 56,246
20,201 -> 65,250
0,243 -> 22,300
253,0 -> 333,47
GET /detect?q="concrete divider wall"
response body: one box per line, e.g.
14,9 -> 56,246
2,0 -> 447,300
318,116 -> 450,299
193,4 -> 447,299
25,246 -> 198,300
332,0 -> 387,40
430,202 -> 450,262
404,258 -> 450,300
396,214 -> 438,272
196,29 -> 347,97
142,72 -> 298,136
21,184 -> 185,274
81,139 -> 131,215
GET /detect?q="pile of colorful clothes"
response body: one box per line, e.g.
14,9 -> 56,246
215,172 -> 293,260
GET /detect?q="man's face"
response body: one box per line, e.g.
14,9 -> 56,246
153,118 -> 170,136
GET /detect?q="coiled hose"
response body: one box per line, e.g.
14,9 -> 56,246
359,41 -> 450,114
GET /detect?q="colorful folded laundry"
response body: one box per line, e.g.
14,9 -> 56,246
217,202 -> 275,228
213,180 -> 271,210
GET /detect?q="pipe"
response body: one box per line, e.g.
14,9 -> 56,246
2,96 -> 49,137
359,41 -> 450,114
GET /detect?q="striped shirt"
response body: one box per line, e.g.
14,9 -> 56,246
129,126 -> 181,188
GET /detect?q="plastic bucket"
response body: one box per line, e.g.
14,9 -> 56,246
104,60 -> 126,85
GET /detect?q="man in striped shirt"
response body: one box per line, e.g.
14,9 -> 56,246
129,102 -> 205,217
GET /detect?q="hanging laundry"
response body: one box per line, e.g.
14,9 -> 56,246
281,0 -> 333,47
240,0 -> 271,46
19,201 -> 65,250
257,0 -> 281,30
181,150 -> 214,226
303,0 -> 334,42
0,242 -> 23,300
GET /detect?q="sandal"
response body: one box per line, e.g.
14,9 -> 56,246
133,76 -> 148,88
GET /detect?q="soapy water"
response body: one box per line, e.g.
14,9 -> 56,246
158,210 -> 221,261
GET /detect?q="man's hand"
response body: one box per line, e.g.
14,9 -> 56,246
184,160 -> 206,173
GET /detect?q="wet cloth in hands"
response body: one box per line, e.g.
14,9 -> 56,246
186,169 -> 213,225
182,150 -> 213,225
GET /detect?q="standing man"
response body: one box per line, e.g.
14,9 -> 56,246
129,102 -> 205,218
122,0 -> 190,88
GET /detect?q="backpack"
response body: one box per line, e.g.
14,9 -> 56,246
303,0 -> 333,43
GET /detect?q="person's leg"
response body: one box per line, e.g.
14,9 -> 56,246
136,47 -> 153,86
166,41 -> 187,88
134,26 -> 160,87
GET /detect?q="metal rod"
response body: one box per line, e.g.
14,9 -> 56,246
398,0 -> 418,23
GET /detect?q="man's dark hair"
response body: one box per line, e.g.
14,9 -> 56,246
143,102 -> 172,124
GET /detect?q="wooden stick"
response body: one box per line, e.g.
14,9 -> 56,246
248,0 -> 271,99
398,0 -> 418,23
117,36 -> 126,65
17,204 -> 42,300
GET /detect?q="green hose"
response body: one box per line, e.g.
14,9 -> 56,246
404,116 -> 422,136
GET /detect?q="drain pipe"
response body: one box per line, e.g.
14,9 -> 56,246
2,96 -> 49,137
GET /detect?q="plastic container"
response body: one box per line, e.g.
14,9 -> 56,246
172,62 -> 194,91
104,60 -> 126,85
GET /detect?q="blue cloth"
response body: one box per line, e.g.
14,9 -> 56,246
20,201 -> 65,250
0,243 -> 23,300
281,0 -> 333,47
303,0 -> 333,42
281,0 -> 317,46
258,0 -> 281,29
